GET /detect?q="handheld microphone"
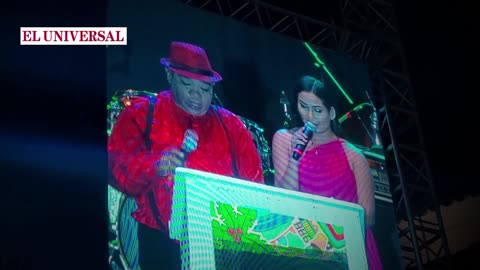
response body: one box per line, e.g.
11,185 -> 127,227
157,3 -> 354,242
180,129 -> 199,159
157,129 -> 198,180
292,122 -> 316,160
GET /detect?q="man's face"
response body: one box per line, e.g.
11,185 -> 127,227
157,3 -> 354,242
168,71 -> 214,116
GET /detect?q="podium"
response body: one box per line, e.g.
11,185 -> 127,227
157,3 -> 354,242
170,168 -> 369,270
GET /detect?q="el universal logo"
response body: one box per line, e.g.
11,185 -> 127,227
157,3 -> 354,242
20,27 -> 127,45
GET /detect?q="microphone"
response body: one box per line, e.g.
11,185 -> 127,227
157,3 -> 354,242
213,93 -> 224,107
180,129 -> 199,160
157,129 -> 198,180
292,122 -> 316,160
280,91 -> 293,128
280,91 -> 290,114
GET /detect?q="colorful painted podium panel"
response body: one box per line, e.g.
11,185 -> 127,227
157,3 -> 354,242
170,168 -> 368,270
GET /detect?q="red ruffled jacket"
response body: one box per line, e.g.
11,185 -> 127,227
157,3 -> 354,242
108,90 -> 264,233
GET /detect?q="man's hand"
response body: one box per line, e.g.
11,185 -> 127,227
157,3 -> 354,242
156,129 -> 198,190
157,147 -> 186,177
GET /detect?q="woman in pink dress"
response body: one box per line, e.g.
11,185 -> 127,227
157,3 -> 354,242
272,75 -> 383,270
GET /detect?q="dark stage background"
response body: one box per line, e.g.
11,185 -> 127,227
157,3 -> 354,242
2,0 -> 473,269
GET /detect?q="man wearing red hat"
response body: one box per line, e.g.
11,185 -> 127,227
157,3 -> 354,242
108,41 -> 264,269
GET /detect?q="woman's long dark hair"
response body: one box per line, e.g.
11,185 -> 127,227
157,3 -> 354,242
290,75 -> 342,136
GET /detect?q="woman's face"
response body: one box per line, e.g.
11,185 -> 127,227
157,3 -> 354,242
297,91 -> 333,133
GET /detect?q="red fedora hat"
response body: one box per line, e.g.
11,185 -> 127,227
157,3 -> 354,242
160,41 -> 222,83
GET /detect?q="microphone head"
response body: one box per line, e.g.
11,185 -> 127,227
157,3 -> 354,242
280,91 -> 290,104
304,122 -> 316,139
182,129 -> 199,154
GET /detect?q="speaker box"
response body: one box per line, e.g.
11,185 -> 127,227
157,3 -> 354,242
373,199 -> 404,270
